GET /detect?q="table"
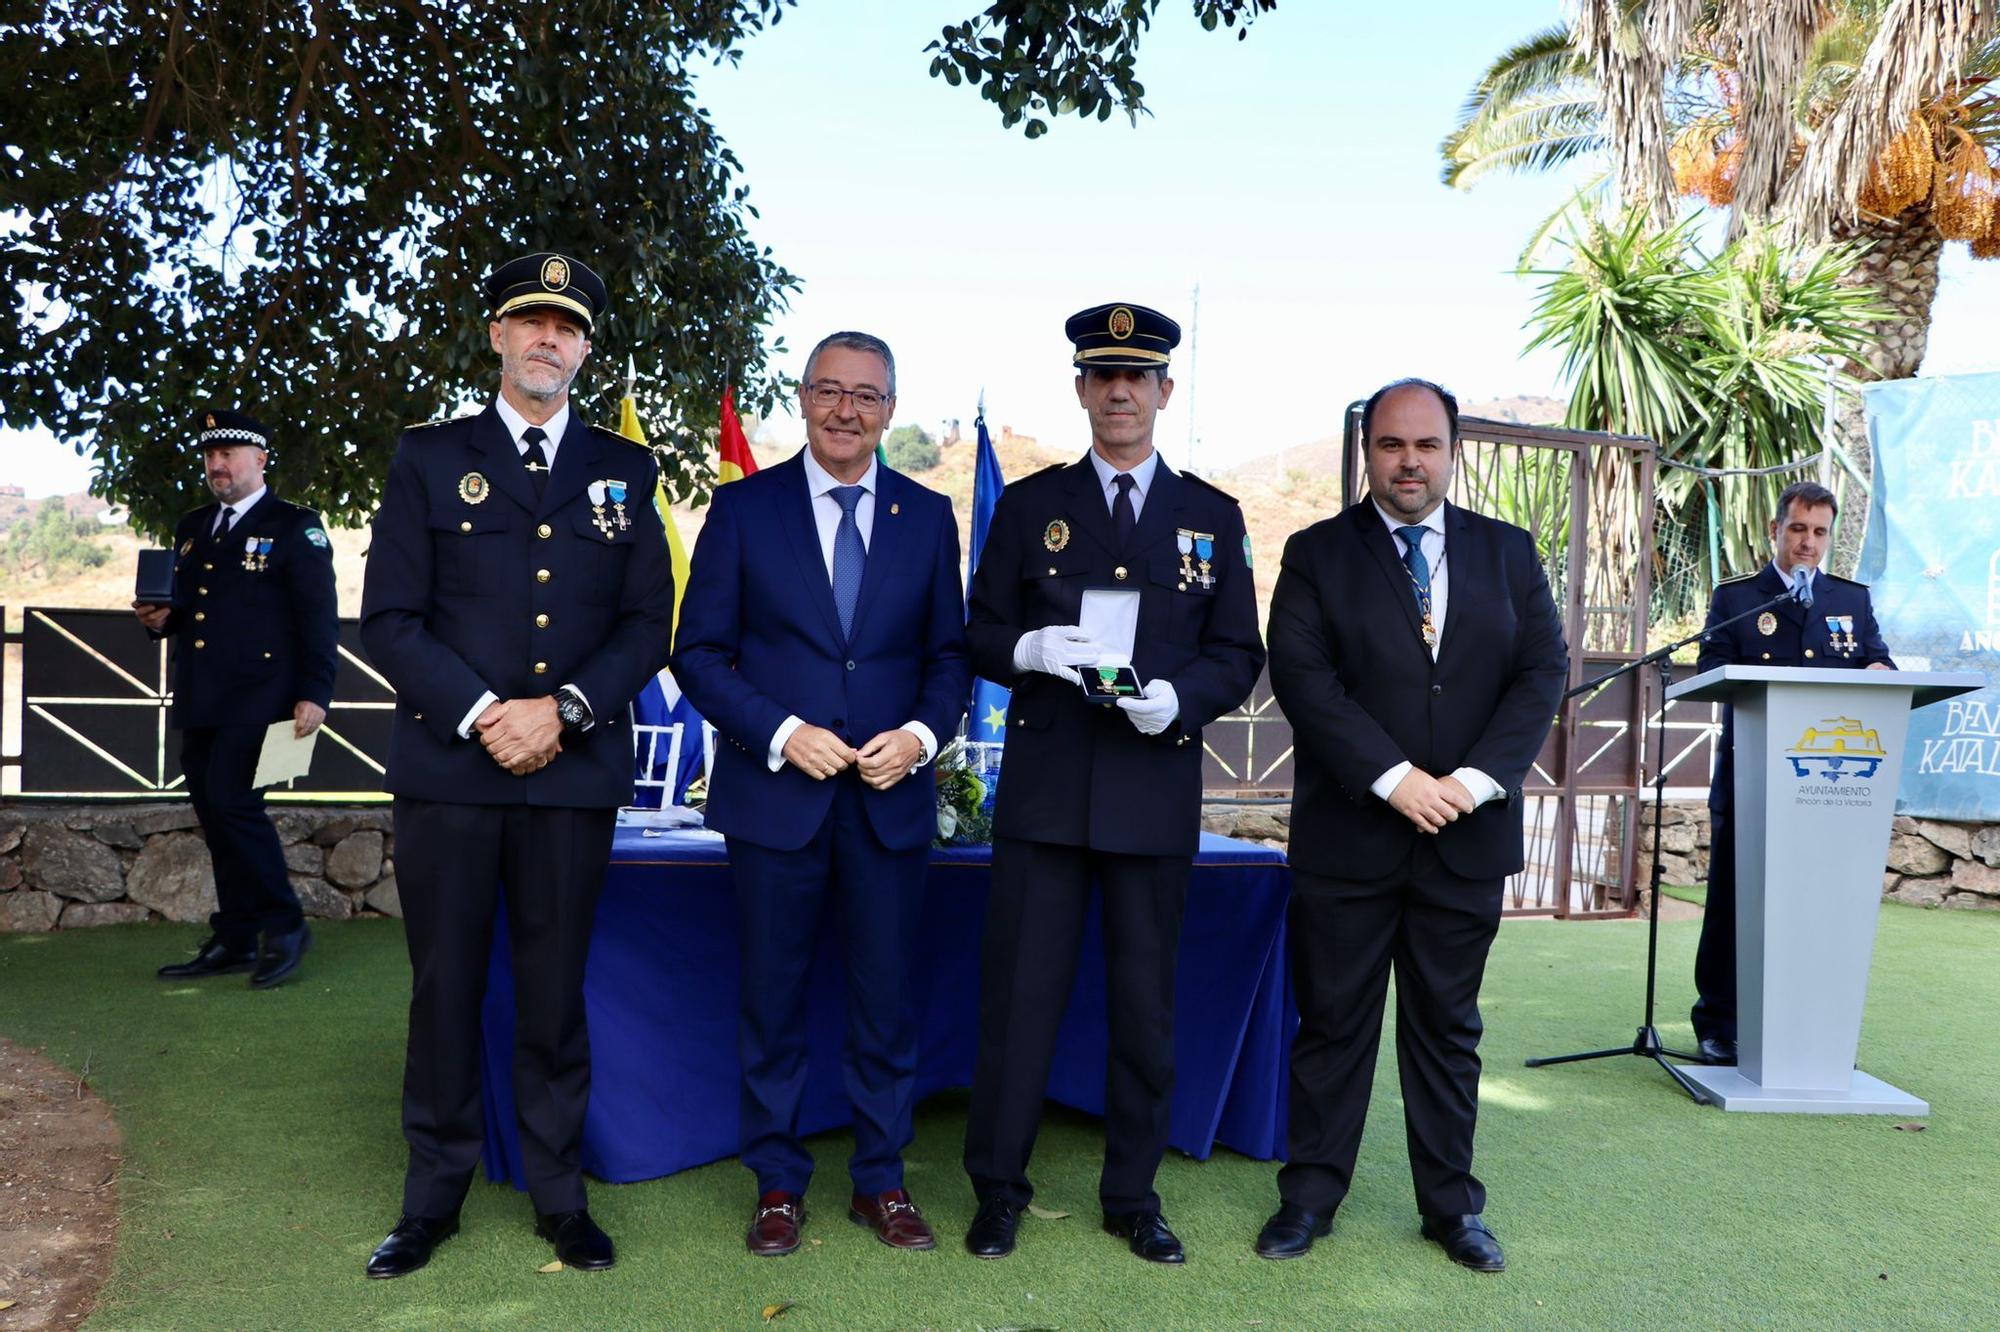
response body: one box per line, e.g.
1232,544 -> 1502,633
479,828 -> 1293,1189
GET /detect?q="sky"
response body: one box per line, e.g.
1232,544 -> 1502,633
7,1 -> 2000,496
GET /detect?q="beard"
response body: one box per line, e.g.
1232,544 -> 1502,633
506,353 -> 577,402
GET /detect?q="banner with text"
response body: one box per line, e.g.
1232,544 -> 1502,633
1857,371 -> 2000,819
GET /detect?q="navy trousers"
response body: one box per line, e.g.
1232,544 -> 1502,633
1691,805 -> 1738,1044
180,723 -> 302,944
727,774 -> 929,1196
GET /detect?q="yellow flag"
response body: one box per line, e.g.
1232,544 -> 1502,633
618,395 -> 691,646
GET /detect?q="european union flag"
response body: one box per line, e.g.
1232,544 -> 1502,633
968,401 -> 1011,741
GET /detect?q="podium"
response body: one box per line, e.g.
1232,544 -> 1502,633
1665,666 -> 1984,1113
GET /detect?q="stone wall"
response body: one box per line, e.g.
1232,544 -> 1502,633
1633,800 -> 2000,911
0,801 -> 401,932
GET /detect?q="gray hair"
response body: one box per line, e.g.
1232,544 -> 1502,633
804,330 -> 896,398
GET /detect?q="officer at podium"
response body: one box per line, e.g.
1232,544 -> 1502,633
1692,480 -> 1892,1065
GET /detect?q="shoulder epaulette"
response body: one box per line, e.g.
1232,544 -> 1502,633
1821,571 -> 1868,588
1717,571 -> 1758,585
405,416 -> 456,432
1179,471 -> 1239,505
591,423 -> 649,449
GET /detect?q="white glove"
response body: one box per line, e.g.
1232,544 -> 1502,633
1117,679 -> 1180,736
1015,624 -> 1104,685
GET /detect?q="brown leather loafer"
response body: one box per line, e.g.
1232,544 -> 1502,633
848,1187 -> 937,1251
747,1190 -> 805,1257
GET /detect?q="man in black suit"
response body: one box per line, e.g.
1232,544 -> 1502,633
1690,481 -> 1893,1065
135,409 -> 338,989
961,302 -> 1265,1264
1257,378 -> 1566,1272
358,252 -> 674,1278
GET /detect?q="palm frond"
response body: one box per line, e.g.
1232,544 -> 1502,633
1445,22 -> 1586,144
1441,93 -> 1603,188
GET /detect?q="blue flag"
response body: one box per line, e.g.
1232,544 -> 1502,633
968,401 -> 1012,742
631,667 -> 708,806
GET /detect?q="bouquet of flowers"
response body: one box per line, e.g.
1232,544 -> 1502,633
933,737 -> 1002,846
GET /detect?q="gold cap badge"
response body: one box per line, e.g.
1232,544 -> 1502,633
1107,306 -> 1134,340
541,256 -> 570,290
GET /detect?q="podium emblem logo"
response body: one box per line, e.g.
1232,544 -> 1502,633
1785,715 -> 1886,781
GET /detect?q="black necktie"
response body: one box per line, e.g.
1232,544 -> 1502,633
522,426 -> 550,499
213,507 -> 234,542
1112,472 -> 1137,544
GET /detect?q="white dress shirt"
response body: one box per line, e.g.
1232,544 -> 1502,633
211,484 -> 267,535
456,398 -> 588,740
1366,501 -> 1501,811
766,448 -> 938,773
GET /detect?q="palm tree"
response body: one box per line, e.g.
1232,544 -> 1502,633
1443,2 -> 2000,384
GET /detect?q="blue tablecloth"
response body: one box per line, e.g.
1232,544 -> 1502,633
479,828 -> 1293,1188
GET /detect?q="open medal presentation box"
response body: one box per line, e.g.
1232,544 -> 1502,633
1666,666 -> 1984,1113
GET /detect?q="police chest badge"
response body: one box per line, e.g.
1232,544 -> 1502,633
1043,519 -> 1070,552
458,472 -> 489,505
1757,611 -> 1777,636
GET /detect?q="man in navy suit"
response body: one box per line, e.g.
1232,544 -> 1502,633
1691,480 -> 1892,1065
671,330 -> 969,1257
359,252 -> 674,1278
1257,379 -> 1567,1272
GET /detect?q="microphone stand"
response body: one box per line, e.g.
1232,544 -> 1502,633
1525,584 -> 1805,1103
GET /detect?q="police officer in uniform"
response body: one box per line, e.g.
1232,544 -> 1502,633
1692,480 -> 1892,1064
135,410 -> 337,989
961,302 -> 1265,1264
358,253 -> 673,1278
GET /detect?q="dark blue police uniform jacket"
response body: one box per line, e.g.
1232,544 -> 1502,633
359,406 -> 675,809
670,451 -> 970,853
157,490 -> 338,730
1697,563 -> 1894,810
966,457 -> 1266,858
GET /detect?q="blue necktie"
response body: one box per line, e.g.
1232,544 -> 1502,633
830,485 -> 866,639
1396,525 -> 1431,608
1112,472 -> 1137,544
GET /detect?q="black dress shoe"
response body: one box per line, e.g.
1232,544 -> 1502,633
1420,1213 -> 1506,1272
1103,1210 -> 1185,1264
366,1213 -> 459,1279
1255,1202 -> 1332,1259
1697,1036 -> 1738,1065
536,1209 -> 615,1270
964,1198 -> 1020,1259
157,936 -> 257,980
249,924 -> 312,989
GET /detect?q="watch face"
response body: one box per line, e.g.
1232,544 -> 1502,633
558,694 -> 586,726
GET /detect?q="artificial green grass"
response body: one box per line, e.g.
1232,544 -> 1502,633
1661,883 -> 1708,906
3,907 -> 1997,1331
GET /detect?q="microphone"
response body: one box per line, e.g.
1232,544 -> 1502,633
1793,575 -> 1814,609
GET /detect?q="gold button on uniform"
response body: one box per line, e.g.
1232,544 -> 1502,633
198,586 -> 209,596
202,562 -> 213,571
534,661 -> 548,675
1762,652 -> 1771,660
1804,649 -> 1815,659
262,651 -> 272,659
1114,566 -> 1128,581
1047,567 -> 1057,576
535,614 -> 550,628
538,524 -> 553,539
194,639 -> 206,649
536,569 -> 551,583
460,521 -> 472,533
194,611 -> 205,622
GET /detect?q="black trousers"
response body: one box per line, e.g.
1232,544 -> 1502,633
1691,804 -> 1737,1044
1278,841 -> 1501,1219
963,837 -> 1190,1215
392,797 -> 615,1218
728,775 -> 929,1196
180,724 -> 301,944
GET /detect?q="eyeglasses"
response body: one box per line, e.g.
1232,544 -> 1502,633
805,383 -> 889,413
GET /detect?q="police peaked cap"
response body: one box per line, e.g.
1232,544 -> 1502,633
485,252 -> 607,333
1066,302 -> 1181,369
194,408 -> 271,451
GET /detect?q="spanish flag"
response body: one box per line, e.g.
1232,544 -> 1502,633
719,384 -> 758,484
618,394 -> 691,645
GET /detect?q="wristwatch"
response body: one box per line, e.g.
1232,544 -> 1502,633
554,685 -> 592,733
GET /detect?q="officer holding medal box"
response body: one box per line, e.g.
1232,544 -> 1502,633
960,301 -> 1264,1265
134,409 -> 338,989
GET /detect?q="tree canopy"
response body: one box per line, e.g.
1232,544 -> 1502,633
0,2 -> 1275,536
